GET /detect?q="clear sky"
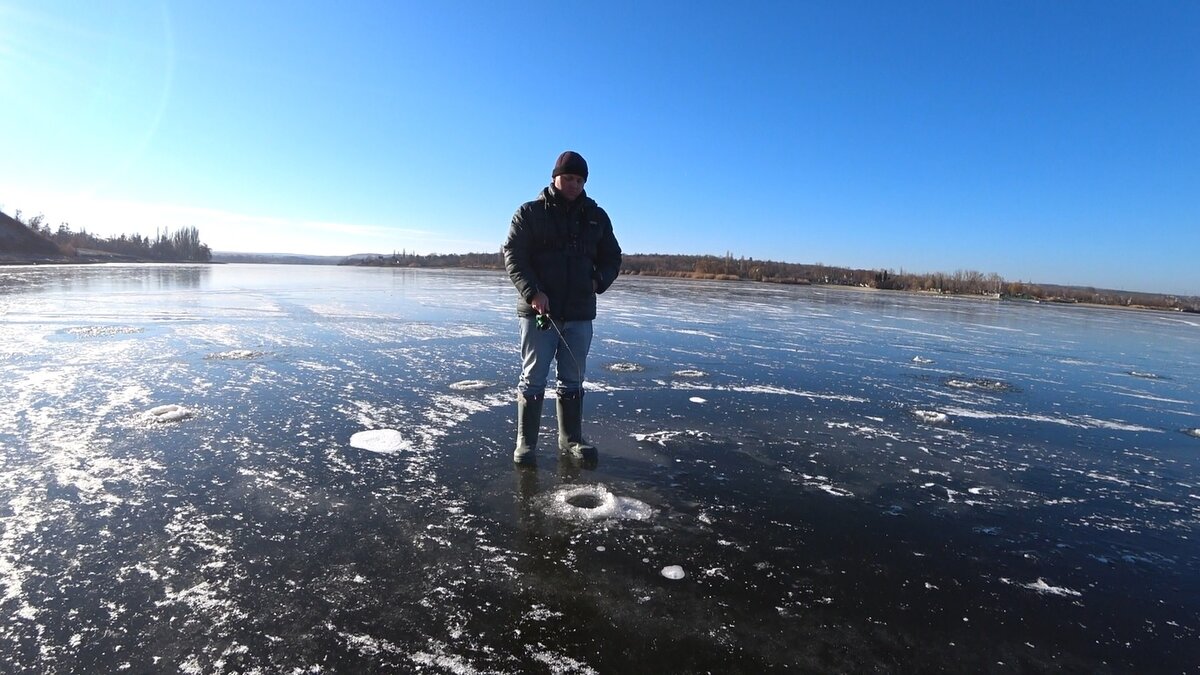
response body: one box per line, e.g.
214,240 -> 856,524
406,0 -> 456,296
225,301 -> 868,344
2,1 -> 1197,295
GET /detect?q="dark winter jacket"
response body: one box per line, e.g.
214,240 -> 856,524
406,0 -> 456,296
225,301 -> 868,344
503,186 -> 622,321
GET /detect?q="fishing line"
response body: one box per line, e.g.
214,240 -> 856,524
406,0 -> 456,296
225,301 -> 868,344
537,313 -> 584,385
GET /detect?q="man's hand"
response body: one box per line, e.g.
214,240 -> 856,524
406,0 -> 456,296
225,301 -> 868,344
530,291 -> 550,315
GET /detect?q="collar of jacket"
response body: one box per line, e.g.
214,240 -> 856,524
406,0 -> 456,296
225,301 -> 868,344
540,185 -> 592,210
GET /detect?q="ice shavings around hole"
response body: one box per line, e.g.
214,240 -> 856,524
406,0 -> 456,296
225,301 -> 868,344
544,484 -> 653,521
349,429 -> 411,454
1182,428 -> 1200,439
144,404 -> 191,423
674,369 -> 706,377
912,356 -> 934,364
607,362 -> 644,372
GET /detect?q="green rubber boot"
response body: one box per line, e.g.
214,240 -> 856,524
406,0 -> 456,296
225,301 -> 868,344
513,394 -> 543,464
556,391 -> 597,461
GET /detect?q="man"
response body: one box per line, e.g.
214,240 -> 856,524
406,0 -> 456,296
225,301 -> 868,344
502,150 -> 622,465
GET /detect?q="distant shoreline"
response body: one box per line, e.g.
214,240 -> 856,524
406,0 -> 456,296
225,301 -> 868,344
2,256 -> 1194,316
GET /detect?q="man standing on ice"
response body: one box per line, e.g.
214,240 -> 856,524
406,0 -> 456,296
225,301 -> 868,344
502,150 -> 622,465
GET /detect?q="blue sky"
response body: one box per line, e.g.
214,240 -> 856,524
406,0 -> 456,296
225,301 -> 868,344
2,1 -> 1197,295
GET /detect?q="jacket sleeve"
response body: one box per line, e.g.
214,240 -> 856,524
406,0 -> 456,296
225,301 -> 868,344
592,207 -> 622,295
502,205 -> 539,302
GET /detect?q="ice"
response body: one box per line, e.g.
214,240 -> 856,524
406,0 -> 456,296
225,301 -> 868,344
349,429 -> 411,454
660,565 -> 686,580
144,404 -> 191,423
3,265 -> 1198,673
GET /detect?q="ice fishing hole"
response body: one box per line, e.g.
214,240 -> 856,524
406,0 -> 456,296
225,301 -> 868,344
567,493 -> 604,509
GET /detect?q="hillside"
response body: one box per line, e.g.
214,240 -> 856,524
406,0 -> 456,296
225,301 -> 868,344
0,211 -> 65,261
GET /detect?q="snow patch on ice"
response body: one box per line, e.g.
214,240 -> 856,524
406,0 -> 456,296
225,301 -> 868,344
798,474 -> 854,497
205,349 -> 264,360
633,429 -> 711,447
912,356 -> 934,364
1002,577 -> 1083,598
448,379 -> 492,391
689,396 -> 707,404
528,647 -> 600,675
64,325 -> 143,337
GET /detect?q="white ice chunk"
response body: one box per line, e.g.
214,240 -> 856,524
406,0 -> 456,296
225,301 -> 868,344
913,409 -> 948,424
349,429 -> 411,454
144,404 -> 191,423
660,565 -> 686,580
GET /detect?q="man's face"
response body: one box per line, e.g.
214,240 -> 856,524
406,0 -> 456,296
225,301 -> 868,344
553,174 -> 586,201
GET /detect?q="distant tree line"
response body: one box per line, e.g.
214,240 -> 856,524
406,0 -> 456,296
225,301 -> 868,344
11,210 -> 212,262
349,248 -> 1198,313
345,250 -> 504,269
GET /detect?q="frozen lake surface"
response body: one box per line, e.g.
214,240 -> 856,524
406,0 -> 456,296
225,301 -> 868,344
1,264 -> 1198,672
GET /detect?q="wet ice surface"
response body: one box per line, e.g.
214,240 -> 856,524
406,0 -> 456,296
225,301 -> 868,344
2,264 -> 1199,672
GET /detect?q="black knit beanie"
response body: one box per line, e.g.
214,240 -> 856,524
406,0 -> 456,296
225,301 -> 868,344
551,151 -> 588,179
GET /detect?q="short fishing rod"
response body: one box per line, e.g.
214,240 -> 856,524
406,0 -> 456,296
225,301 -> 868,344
536,312 -> 584,384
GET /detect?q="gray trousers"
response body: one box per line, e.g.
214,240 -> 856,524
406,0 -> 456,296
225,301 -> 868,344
518,317 -> 592,398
